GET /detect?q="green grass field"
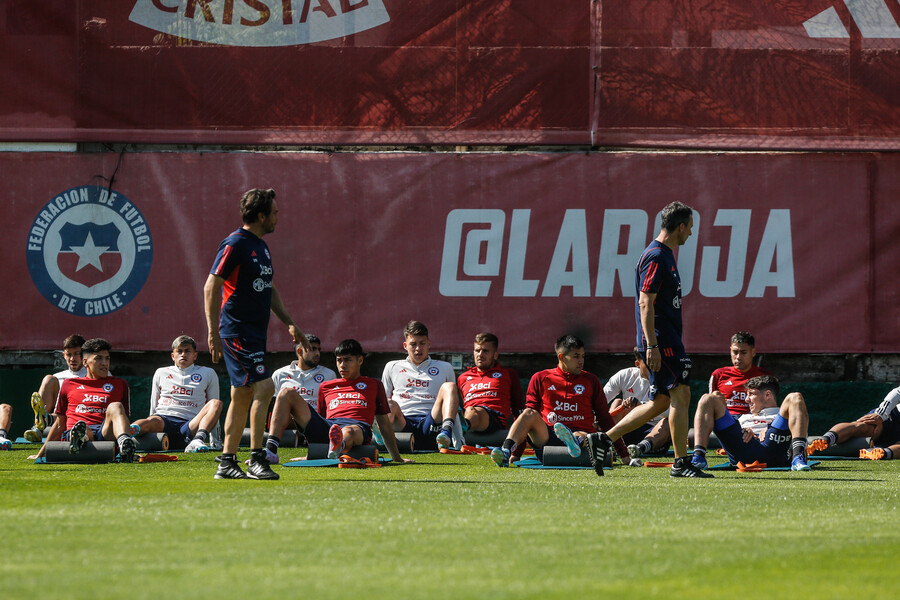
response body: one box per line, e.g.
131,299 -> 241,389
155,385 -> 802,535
2,445 -> 899,599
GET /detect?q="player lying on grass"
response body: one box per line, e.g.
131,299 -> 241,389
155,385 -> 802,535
708,331 -> 772,417
0,403 -> 11,450
382,320 -> 461,450
691,375 -> 811,471
262,334 -> 336,463
25,334 -> 87,442
808,385 -> 900,460
491,334 -> 631,471
31,338 -> 137,463
270,339 -> 411,465
130,335 -> 223,453
457,332 -> 523,435
604,347 -> 671,458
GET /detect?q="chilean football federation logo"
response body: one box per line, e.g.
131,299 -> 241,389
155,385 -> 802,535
26,186 -> 153,317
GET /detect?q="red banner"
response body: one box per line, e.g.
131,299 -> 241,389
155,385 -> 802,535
5,151 -> 899,353
0,0 -> 591,145
3,1 -> 900,147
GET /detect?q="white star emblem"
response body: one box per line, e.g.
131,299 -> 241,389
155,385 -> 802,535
70,232 -> 109,272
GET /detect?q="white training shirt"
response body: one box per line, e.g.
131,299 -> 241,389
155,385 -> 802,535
603,366 -> 667,423
875,386 -> 900,422
54,367 -> 87,383
150,364 -> 220,421
271,362 -> 337,409
738,406 -> 780,438
382,357 -> 456,417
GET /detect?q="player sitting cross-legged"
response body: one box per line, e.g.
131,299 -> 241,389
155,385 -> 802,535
269,339 -> 411,465
130,335 -> 223,453
491,334 -> 630,471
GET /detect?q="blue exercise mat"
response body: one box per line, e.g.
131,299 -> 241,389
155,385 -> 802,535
710,460 -> 821,471
513,456 -> 610,470
15,437 -> 44,444
282,457 -> 392,467
282,458 -> 339,467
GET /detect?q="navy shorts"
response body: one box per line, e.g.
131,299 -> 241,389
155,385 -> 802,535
222,337 -> 269,388
874,408 -> 900,446
648,344 -> 691,401
621,422 -> 654,446
302,410 -> 372,445
714,412 -> 792,467
61,424 -> 104,441
402,413 -> 439,437
158,415 -> 192,449
467,406 -> 507,434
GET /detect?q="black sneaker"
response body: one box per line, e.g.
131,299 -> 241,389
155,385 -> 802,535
247,458 -> 280,480
670,457 -> 714,478
119,437 -> 137,463
215,458 -> 249,479
586,432 -> 612,477
68,420 -> 87,454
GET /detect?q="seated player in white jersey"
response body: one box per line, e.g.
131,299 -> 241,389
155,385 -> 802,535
31,338 -> 138,462
263,334 -> 337,463
0,403 -> 12,450
130,335 -> 223,453
381,320 -> 461,449
275,339 -> 411,465
604,348 -> 671,458
808,385 -> 900,460
691,375 -> 811,471
24,334 -> 88,442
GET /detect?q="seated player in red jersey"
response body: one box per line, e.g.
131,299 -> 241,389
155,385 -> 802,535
709,332 -> 771,417
31,338 -> 138,463
457,332 -> 523,434
270,339 -> 412,465
490,335 -> 632,473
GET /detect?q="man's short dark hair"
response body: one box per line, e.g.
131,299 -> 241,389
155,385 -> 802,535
633,346 -> 644,363
746,374 -> 779,398
81,338 -> 111,356
731,331 -> 755,347
297,333 -> 321,351
172,335 -> 196,351
404,320 -> 428,339
335,339 -> 364,357
240,188 -> 276,225
555,334 -> 584,355
474,332 -> 498,347
63,334 -> 84,349
660,201 -> 693,232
